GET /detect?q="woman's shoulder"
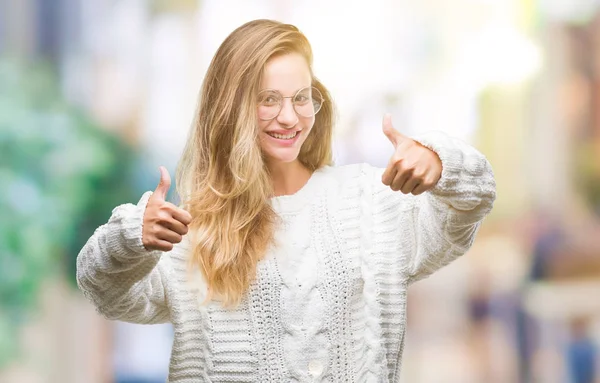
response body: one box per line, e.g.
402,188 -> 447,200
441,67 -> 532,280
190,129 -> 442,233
319,163 -> 382,185
312,163 -> 386,200
319,163 -> 404,205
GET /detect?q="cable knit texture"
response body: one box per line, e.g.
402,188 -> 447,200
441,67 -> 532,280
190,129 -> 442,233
77,132 -> 496,382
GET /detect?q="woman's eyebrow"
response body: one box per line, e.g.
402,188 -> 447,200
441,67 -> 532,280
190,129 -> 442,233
258,86 -> 312,95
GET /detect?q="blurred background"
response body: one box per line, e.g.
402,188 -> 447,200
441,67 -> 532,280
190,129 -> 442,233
1,0 -> 600,382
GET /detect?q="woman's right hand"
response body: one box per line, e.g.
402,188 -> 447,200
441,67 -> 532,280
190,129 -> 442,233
142,166 -> 193,252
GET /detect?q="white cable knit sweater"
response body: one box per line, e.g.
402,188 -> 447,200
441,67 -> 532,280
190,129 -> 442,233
77,131 -> 496,382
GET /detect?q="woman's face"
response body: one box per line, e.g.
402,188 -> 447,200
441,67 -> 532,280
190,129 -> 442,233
257,53 -> 315,166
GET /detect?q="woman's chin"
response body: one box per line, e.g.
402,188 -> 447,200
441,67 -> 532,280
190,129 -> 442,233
263,148 -> 301,165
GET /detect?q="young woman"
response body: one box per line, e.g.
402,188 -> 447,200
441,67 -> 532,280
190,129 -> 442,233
77,19 -> 496,382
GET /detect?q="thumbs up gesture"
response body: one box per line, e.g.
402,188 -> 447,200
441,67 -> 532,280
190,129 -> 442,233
142,166 -> 193,252
381,114 -> 442,195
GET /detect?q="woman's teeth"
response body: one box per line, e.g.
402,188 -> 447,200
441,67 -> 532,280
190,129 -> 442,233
268,131 -> 298,140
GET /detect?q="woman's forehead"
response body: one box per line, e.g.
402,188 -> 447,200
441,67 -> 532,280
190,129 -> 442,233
260,53 -> 311,92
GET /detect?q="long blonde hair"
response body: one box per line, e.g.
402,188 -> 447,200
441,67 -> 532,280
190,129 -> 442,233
176,19 -> 335,307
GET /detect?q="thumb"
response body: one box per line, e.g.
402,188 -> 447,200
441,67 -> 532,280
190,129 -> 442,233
382,113 -> 405,147
153,166 -> 171,200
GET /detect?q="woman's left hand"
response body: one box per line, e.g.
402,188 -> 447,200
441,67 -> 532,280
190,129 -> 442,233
381,114 -> 442,195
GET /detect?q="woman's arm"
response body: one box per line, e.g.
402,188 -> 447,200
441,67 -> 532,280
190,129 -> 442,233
406,131 -> 496,282
76,192 -> 171,324
372,119 -> 496,283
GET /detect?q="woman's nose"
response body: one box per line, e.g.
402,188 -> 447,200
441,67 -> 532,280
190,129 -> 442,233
276,98 -> 298,128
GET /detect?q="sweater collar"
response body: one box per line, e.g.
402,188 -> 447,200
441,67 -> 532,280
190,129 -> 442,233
270,166 -> 328,214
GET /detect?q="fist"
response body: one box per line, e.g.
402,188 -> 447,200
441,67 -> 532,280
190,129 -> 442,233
142,166 -> 193,252
381,114 -> 442,195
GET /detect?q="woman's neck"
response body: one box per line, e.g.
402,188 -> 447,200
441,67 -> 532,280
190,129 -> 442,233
267,160 -> 312,197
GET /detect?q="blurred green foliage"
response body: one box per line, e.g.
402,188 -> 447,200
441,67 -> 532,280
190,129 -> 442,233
0,59 -> 138,367
150,0 -> 199,14
576,140 -> 600,215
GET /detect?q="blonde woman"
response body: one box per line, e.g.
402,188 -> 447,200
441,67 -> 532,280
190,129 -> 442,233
77,19 -> 496,382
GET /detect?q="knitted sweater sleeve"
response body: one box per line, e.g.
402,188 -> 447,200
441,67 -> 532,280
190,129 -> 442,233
369,131 -> 496,283
76,191 -> 171,324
